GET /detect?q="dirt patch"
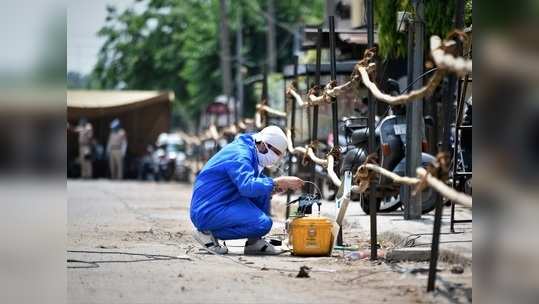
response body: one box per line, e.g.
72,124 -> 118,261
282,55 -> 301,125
121,228 -> 184,242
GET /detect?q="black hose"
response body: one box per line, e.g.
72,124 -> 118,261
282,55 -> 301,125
399,67 -> 439,95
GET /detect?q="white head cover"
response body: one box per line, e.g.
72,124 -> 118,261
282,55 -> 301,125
252,125 -> 287,154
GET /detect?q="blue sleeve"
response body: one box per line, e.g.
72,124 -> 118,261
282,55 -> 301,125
224,160 -> 274,198
252,193 -> 272,215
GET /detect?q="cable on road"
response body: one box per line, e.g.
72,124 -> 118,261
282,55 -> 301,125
67,250 -> 192,269
196,243 -> 336,274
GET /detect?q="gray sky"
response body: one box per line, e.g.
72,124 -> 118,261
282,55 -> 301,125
67,0 -> 134,75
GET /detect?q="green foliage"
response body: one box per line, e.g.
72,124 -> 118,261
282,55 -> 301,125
177,0 -> 221,110
375,0 -> 471,59
91,1 -> 189,96
374,0 -> 409,59
464,0 -> 472,26
424,0 -> 456,38
90,0 -> 323,124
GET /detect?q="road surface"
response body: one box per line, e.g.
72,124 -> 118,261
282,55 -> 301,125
67,180 -> 471,303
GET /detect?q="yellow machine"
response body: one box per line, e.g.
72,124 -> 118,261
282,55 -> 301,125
288,216 -> 333,256
286,182 -> 335,256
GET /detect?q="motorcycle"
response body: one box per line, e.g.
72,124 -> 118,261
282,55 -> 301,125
339,98 -> 439,215
451,96 -> 472,195
153,133 -> 190,181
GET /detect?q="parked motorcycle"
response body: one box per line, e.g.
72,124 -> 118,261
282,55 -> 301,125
154,133 -> 190,181
451,96 -> 472,195
339,105 -> 439,215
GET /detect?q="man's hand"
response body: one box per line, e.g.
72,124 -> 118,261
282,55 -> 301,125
273,176 -> 304,192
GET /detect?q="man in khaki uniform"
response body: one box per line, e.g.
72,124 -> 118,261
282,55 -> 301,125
107,119 -> 127,180
73,117 -> 94,179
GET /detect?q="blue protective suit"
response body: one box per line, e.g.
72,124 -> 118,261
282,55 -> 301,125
190,134 -> 275,240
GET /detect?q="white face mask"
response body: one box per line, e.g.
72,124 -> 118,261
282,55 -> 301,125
257,142 -> 280,168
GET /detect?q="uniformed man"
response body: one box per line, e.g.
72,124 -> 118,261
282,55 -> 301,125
107,118 -> 127,180
73,117 -> 94,179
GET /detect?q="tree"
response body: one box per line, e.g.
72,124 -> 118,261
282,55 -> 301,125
90,0 -> 323,128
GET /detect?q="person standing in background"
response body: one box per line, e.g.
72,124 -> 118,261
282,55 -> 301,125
107,118 -> 127,180
71,117 -> 94,179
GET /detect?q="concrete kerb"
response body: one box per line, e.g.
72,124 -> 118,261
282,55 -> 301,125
271,194 -> 471,265
379,231 -> 471,265
315,199 -> 472,265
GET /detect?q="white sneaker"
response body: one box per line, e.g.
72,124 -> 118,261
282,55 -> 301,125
244,239 -> 283,255
193,230 -> 228,254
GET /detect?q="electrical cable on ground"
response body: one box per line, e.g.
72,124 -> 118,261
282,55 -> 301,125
193,241 -> 336,274
66,250 -> 192,269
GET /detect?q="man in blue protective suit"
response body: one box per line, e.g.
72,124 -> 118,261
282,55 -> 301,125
190,125 -> 304,255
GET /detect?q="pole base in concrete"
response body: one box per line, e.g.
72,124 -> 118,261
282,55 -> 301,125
387,247 -> 431,262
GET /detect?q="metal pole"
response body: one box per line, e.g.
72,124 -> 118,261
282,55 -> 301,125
406,20 -> 415,108
325,0 -> 335,24
328,17 -> 338,150
442,0 -> 465,153
262,68 -> 268,128
218,0 -> 232,117
266,0 -> 277,73
428,0 -> 465,292
226,97 -> 231,126
328,16 -> 343,246
309,28 -> 323,198
404,0 -> 423,220
451,76 -> 466,232
403,25 -> 414,212
233,89 -> 238,124
450,101 -> 460,233
427,198 -> 443,291
456,75 -> 470,127
285,56 -> 299,219
235,6 -> 244,122
442,85 -> 456,152
305,74 -> 311,158
366,0 -> 378,260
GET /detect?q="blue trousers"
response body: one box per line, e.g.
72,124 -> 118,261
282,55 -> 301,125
195,197 -> 272,240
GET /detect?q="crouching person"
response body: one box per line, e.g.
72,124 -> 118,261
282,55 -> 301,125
190,126 -> 303,255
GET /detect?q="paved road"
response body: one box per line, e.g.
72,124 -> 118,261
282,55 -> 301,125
67,180 -> 471,303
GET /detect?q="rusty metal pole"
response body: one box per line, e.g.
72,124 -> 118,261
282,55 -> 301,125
234,5 -> 243,123
218,0 -> 232,125
262,67 -> 268,128
328,18 -> 338,152
366,0 -> 378,260
427,0 -> 465,292
328,16 -> 343,246
309,28 -> 323,197
285,56 -> 299,219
